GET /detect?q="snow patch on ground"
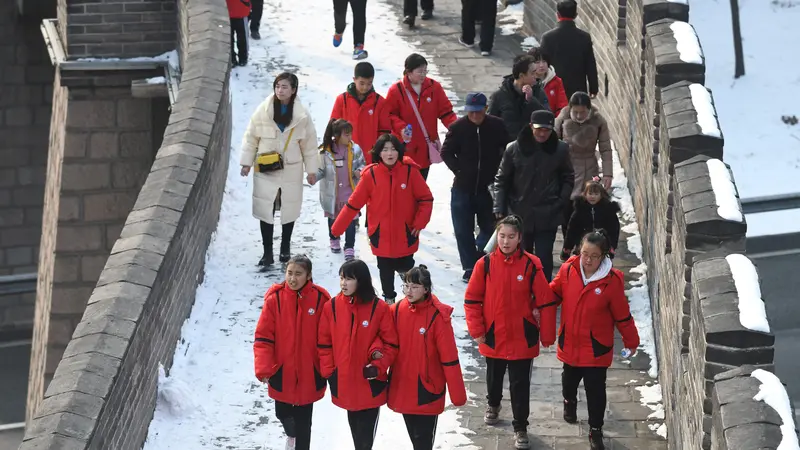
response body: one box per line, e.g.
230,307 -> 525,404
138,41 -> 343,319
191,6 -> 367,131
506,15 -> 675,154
520,36 -> 539,52
609,143 -> 657,379
726,254 -> 770,333
637,383 -> 667,438
497,2 -> 524,36
751,369 -> 800,450
669,21 -> 703,65
706,159 -> 743,222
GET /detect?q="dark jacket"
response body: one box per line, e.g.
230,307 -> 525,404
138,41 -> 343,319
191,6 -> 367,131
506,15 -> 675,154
487,75 -> 547,143
564,197 -> 621,250
492,129 -> 574,232
540,20 -> 599,99
440,115 -> 507,194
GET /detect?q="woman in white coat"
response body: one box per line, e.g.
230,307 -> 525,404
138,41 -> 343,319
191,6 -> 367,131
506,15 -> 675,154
240,72 -> 320,268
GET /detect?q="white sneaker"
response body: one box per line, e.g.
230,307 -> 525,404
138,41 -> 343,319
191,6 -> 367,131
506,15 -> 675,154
481,50 -> 491,56
285,437 -> 296,450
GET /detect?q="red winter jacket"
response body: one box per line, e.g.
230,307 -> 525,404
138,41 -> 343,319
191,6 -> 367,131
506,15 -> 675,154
317,294 -> 399,411
464,249 -> 558,360
254,282 -> 331,406
330,86 -> 394,165
384,76 -> 457,168
226,0 -> 251,19
331,157 -> 433,258
550,256 -> 640,367
544,75 -> 568,117
386,295 -> 467,415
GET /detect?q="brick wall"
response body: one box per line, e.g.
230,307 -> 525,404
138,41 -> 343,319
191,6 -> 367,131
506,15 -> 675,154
522,0 -> 797,448
60,0 -> 177,59
0,2 -> 55,334
19,0 -> 232,446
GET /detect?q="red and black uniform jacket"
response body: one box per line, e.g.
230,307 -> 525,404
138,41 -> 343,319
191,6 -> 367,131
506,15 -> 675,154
386,295 -> 467,415
464,249 -> 558,360
317,294 -> 399,411
384,76 -> 457,168
331,157 -> 433,259
254,282 -> 331,406
330,85 -> 393,165
225,0 -> 251,18
550,256 -> 640,367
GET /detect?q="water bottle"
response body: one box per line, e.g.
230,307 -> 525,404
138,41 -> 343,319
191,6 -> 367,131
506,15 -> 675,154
405,124 -> 412,142
621,348 -> 633,358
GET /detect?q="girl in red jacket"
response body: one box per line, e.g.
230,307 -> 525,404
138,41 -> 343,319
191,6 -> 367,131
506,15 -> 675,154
550,229 -> 640,450
464,215 -> 558,450
317,259 -> 399,450
384,53 -> 457,179
331,134 -> 434,304
386,265 -> 467,450
253,255 -> 332,450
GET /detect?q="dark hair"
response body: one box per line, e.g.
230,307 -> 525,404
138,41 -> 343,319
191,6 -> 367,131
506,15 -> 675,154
512,54 -> 536,80
371,134 -> 406,165
404,265 -> 432,293
569,91 -> 592,108
580,229 -> 611,255
582,178 -> 610,202
404,53 -> 428,75
339,259 -> 377,303
526,46 -> 550,66
272,72 -> 299,128
354,62 -> 375,79
495,214 -> 524,235
287,254 -> 313,276
321,118 -> 353,151
557,0 -> 578,19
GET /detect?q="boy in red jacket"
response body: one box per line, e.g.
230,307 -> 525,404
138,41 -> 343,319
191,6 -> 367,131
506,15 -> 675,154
528,46 -> 568,116
226,0 -> 251,66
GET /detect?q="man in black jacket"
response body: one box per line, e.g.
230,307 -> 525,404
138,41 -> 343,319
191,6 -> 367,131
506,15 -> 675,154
441,92 -> 507,282
488,54 -> 547,144
493,109 -> 574,281
540,0 -> 599,99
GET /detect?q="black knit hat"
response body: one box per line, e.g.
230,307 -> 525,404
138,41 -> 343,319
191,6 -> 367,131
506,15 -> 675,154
530,109 -> 555,129
404,53 -> 428,74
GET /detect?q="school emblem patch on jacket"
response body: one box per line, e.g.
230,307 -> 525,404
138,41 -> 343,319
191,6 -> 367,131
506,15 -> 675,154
594,287 -> 602,295
308,308 -> 315,315
419,327 -> 426,334
362,320 -> 369,327
517,275 -> 523,281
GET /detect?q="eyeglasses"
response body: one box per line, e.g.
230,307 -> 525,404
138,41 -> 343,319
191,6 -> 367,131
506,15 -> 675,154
402,284 -> 425,293
580,252 -> 604,261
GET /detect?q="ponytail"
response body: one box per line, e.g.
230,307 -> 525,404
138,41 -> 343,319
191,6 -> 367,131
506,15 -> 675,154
580,229 -> 611,255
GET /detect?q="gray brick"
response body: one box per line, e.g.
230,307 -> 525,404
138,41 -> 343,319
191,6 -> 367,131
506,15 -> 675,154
39,390 -> 104,420
44,368 -> 113,400
83,296 -> 145,323
104,248 -> 164,271
62,332 -> 129,361
87,281 -> 151,305
25,411 -> 95,441
18,432 -> 87,450
110,233 -> 170,256
126,205 -> 182,226
96,264 -> 158,288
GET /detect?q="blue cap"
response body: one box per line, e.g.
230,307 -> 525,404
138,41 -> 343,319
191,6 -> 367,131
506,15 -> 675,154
464,92 -> 487,112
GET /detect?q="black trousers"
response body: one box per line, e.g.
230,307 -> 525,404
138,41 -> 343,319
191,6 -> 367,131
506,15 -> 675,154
404,0 -> 434,17
522,229 -> 557,282
486,357 -> 533,432
561,199 -> 574,242
274,401 -> 314,450
402,414 -> 438,450
260,221 -> 295,254
562,363 -> 608,429
347,407 -> 380,450
460,0 -> 498,52
333,0 -> 368,46
249,0 -> 263,32
229,18 -> 248,62
376,255 -> 415,299
420,167 -> 430,180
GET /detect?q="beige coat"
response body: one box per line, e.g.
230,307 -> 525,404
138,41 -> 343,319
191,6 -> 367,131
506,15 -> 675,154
555,105 -> 612,199
240,96 -> 320,224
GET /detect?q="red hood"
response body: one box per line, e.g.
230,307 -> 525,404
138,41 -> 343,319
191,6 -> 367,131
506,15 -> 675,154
402,156 -> 421,169
430,294 -> 454,323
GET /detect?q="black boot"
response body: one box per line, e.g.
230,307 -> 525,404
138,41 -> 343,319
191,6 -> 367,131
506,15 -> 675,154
258,221 -> 274,268
421,9 -> 433,20
589,427 -> 605,450
563,399 -> 577,424
279,221 -> 294,263
258,246 -> 274,272
403,15 -> 415,29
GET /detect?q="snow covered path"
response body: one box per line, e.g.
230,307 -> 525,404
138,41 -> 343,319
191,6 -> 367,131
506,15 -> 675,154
141,1 -> 479,449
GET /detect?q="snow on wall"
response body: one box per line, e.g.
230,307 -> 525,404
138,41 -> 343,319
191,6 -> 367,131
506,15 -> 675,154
688,84 -> 721,138
750,369 -> 800,450
669,21 -> 703,65
725,254 -> 770,334
706,159 -> 743,222
667,0 -> 688,4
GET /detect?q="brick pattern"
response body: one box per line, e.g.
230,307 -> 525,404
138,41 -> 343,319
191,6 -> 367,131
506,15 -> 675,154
62,0 -> 177,59
19,0 -> 232,447
0,2 -> 55,333
522,0 -> 795,448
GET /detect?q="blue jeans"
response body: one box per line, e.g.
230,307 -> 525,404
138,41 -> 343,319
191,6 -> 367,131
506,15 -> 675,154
328,217 -> 357,249
451,187 -> 495,271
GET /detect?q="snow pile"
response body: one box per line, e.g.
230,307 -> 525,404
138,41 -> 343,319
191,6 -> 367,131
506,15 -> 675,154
497,1 -> 525,36
688,84 -> 722,138
521,36 -> 540,52
706,159 -> 743,223
146,76 -> 167,84
750,369 -> 800,450
609,142 -> 658,378
153,364 -> 203,419
637,383 -> 667,438
76,50 -> 180,70
725,254 -> 770,334
669,21 -> 703,65
668,0 -> 687,3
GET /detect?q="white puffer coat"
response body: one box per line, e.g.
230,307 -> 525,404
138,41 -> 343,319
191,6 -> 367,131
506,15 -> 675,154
240,96 -> 320,224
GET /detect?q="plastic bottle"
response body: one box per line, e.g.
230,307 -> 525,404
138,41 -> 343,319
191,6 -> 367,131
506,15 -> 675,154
621,348 -> 632,358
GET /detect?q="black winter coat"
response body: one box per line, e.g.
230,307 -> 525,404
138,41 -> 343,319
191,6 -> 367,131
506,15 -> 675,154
564,197 -> 621,250
487,75 -> 547,143
540,20 -> 599,99
440,115 -> 507,194
492,129 -> 574,232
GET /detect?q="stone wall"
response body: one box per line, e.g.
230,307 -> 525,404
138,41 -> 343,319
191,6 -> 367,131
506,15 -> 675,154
19,0 -> 231,446
523,0 -> 797,448
0,1 -> 55,335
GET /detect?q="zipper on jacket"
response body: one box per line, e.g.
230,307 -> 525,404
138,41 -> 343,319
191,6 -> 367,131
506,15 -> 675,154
475,127 -> 482,196
294,289 -> 302,406
591,206 -> 595,230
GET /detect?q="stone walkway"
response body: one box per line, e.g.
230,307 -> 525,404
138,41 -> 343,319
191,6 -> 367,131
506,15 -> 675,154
383,0 -> 669,448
